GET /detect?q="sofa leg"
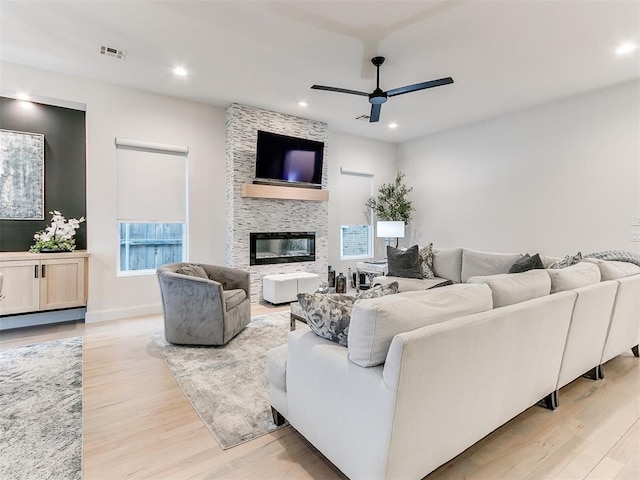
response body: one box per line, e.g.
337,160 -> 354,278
271,407 -> 286,426
543,390 -> 559,411
584,364 -> 604,380
632,345 -> 639,357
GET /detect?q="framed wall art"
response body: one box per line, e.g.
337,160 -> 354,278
0,129 -> 45,220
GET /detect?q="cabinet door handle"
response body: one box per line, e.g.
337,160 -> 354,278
34,265 -> 39,278
41,265 -> 46,278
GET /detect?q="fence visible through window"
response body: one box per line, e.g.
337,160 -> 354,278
119,223 -> 184,272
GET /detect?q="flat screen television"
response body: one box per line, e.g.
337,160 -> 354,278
254,130 -> 324,188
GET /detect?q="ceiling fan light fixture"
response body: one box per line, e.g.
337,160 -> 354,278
369,95 -> 387,105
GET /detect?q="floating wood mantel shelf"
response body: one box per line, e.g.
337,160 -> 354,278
241,183 -> 329,202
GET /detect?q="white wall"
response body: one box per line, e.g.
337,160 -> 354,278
327,131 -> 398,277
399,80 -> 640,256
2,62 -> 227,322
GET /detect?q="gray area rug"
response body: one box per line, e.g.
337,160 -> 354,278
152,312 -> 290,449
0,337 -> 83,480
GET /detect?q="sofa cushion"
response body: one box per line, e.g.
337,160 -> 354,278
583,258 -> 640,280
546,262 -> 601,293
387,245 -> 423,279
432,247 -> 463,283
418,243 -> 435,279
508,253 -> 544,273
549,252 -> 583,269
461,249 -> 523,283
348,283 -> 493,367
540,255 -> 562,269
223,288 -> 247,310
175,263 -> 208,279
372,275 -> 453,292
297,293 -> 354,346
467,270 -> 551,308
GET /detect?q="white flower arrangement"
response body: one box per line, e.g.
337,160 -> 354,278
30,210 -> 86,253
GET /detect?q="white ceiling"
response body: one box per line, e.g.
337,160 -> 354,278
1,0 -> 639,143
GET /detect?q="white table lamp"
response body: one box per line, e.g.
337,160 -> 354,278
377,221 -> 405,248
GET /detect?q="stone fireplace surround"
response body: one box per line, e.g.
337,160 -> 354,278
225,104 -> 328,302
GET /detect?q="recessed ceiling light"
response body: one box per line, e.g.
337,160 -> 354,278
297,101 -> 308,107
388,122 -> 398,129
16,92 -> 30,101
615,42 -> 638,56
173,66 -> 188,77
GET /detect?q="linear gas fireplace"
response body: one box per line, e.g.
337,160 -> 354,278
250,232 -> 316,266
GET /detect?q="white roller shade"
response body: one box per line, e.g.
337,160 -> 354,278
340,172 -> 373,225
116,140 -> 188,223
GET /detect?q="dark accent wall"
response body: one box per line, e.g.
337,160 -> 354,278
0,97 -> 86,252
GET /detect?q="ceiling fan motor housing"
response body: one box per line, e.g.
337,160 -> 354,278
369,89 -> 388,104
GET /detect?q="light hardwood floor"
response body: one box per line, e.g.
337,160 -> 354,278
1,304 -> 638,480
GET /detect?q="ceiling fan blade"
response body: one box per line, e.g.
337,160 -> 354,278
369,103 -> 381,123
387,77 -> 454,97
311,85 -> 369,97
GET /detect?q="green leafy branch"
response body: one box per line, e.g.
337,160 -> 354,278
365,172 -> 415,224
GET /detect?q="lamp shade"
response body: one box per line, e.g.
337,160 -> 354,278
376,221 -> 405,238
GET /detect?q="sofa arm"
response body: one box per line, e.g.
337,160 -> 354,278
286,329 -> 396,480
202,264 -> 250,296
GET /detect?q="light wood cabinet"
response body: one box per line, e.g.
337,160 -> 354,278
0,251 -> 88,316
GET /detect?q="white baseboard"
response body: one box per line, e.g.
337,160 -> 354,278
85,304 -> 162,323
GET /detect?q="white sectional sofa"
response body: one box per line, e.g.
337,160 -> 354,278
267,249 -> 640,480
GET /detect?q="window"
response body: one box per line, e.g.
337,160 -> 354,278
119,223 -> 186,273
340,224 -> 372,259
115,138 -> 188,274
339,169 -> 373,260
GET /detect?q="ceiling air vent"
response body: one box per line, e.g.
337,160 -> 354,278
100,45 -> 127,60
355,114 -> 370,121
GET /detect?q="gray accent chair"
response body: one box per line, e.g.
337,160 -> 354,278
157,263 -> 251,345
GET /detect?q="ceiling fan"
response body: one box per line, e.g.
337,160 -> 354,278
311,56 -> 454,123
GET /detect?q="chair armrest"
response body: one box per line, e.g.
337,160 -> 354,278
202,265 -> 250,296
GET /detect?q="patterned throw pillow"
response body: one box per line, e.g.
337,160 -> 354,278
297,293 -> 355,346
549,252 -> 583,269
509,253 -> 544,273
175,263 -> 209,279
387,245 -> 423,279
356,281 -> 399,299
419,243 -> 435,279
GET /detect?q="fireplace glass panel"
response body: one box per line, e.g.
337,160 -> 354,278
250,232 -> 315,265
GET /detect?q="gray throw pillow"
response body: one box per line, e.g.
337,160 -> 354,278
297,293 -> 355,346
387,245 -> 423,279
356,281 -> 399,299
175,263 -> 209,279
419,243 -> 435,279
549,252 -> 583,269
509,253 -> 544,273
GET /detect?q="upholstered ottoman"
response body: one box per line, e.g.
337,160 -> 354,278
262,272 -> 320,304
